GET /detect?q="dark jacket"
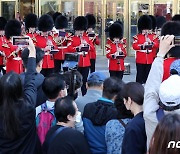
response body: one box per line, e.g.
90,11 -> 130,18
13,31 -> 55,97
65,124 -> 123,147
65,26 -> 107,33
83,98 -> 118,154
20,71 -> 47,107
0,58 -> 41,154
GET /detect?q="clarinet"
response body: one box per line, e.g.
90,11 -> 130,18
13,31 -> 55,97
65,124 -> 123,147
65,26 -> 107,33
115,40 -> 121,64
79,33 -> 86,57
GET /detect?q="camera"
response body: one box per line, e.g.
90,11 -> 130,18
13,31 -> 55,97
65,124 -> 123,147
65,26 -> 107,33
174,36 -> 180,46
12,36 -> 29,46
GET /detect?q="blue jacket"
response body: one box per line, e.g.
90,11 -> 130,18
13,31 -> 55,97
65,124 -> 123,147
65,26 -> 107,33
83,98 -> 118,154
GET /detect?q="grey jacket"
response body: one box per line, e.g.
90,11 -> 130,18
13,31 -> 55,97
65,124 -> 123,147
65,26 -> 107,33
143,57 -> 180,149
75,89 -> 102,115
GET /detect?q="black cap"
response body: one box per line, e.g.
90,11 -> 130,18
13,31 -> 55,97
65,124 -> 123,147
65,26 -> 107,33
73,16 -> 88,31
138,15 -> 152,33
55,15 -> 68,29
38,14 -> 54,32
85,14 -> 96,29
24,13 -> 38,30
0,17 -> 7,30
109,23 -> 123,40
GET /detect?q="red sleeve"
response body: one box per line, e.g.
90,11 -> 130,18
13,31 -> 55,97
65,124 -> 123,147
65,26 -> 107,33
66,39 -> 76,53
132,35 -> 141,50
94,36 -> 100,45
106,43 -> 113,59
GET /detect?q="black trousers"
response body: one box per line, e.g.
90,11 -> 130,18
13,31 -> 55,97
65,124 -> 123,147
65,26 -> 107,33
90,59 -> 96,73
54,60 -> 64,73
136,63 -> 151,84
78,67 -> 89,96
40,68 -> 54,77
109,70 -> 124,80
0,65 -> 5,75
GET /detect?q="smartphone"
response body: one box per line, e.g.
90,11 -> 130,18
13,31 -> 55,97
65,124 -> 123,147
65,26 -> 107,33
12,36 -> 29,46
88,33 -> 95,37
174,36 -> 180,46
59,31 -> 66,37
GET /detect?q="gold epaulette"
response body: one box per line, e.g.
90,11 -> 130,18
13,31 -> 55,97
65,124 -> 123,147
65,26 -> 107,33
2,43 -> 10,48
123,45 -> 127,49
66,32 -> 72,38
153,35 -> 158,40
133,35 -> 138,40
105,44 -> 111,49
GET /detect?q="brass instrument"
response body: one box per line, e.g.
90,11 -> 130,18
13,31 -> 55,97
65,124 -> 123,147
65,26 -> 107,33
144,32 -> 153,54
115,40 -> 123,64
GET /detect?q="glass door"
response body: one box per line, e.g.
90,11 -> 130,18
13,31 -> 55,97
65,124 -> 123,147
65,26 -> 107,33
84,0 -> 103,54
130,0 -> 150,55
1,0 -> 16,19
19,0 -> 35,19
154,0 -> 173,21
40,0 -> 59,15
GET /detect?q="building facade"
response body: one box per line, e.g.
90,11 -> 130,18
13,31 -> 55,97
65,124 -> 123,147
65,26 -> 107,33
0,0 -> 180,55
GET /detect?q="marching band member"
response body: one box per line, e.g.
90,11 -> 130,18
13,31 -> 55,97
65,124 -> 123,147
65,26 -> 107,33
106,23 -> 127,79
54,15 -> 71,73
67,16 -> 93,96
0,17 -> 7,74
24,13 -> 38,45
36,14 -> 57,77
85,14 -> 100,73
2,20 -> 23,74
133,15 -> 159,84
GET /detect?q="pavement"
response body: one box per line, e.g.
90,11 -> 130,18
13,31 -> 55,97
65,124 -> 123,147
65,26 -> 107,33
95,56 -> 136,83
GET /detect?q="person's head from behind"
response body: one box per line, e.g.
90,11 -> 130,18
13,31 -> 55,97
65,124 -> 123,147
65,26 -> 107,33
62,70 -> 82,100
42,74 -> 67,101
21,47 -> 44,73
122,82 -> 144,116
172,14 -> 180,22
86,71 -> 107,90
161,21 -> 180,58
55,96 -> 78,127
0,72 -> 23,139
102,77 -> 124,101
170,59 -> 180,76
149,114 -> 180,154
114,92 -> 133,120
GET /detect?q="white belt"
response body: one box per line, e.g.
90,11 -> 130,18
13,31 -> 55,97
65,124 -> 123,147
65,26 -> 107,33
45,52 -> 51,55
139,50 -> 152,53
13,57 -> 22,61
77,52 -> 88,55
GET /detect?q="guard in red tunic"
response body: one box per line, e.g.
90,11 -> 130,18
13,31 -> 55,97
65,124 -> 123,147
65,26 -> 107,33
106,23 -> 127,79
24,13 -> 38,45
0,17 -> 7,74
133,15 -> 159,84
54,15 -> 71,73
3,20 -> 23,74
160,21 -> 180,81
36,14 -> 57,77
67,16 -> 93,96
85,14 -> 100,73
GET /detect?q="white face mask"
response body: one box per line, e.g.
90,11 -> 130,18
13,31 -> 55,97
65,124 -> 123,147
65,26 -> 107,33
75,111 -> 81,123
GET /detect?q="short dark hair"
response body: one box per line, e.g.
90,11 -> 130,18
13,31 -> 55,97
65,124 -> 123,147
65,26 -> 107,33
42,73 -> 66,99
122,82 -> 144,106
87,82 -> 103,88
55,96 -> 76,123
102,77 -> 124,100
114,92 -> 133,119
21,47 -> 44,68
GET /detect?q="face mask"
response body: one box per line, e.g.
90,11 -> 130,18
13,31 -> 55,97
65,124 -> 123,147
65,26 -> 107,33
75,111 -> 81,123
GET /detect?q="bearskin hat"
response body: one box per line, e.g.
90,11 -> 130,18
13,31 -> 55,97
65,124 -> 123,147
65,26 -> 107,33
73,16 -> 88,31
0,17 -> 7,30
149,15 -> 156,31
55,15 -> 68,29
38,14 -> 54,32
5,19 -> 21,39
156,16 -> 166,29
53,12 -> 62,23
161,21 -> 180,58
24,13 -> 38,30
172,14 -> 180,22
85,14 -> 96,29
138,15 -> 152,33
109,23 -> 123,41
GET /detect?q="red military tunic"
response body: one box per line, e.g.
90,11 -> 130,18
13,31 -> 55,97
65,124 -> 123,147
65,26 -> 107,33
53,32 -> 71,60
132,33 -> 159,64
0,37 -> 23,74
67,35 -> 93,67
0,36 -> 5,66
84,32 -> 100,60
162,57 -> 179,81
35,34 -> 57,69
26,31 -> 38,45
106,38 -> 127,71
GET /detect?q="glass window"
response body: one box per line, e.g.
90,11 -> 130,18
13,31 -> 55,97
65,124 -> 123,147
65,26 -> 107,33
19,0 -> 35,18
1,1 -> 15,20
154,0 -> 173,21
130,0 -> 149,55
41,0 -> 59,15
